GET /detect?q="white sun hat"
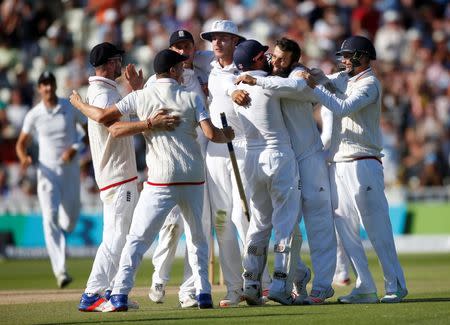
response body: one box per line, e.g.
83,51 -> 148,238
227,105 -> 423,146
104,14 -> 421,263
200,20 -> 246,42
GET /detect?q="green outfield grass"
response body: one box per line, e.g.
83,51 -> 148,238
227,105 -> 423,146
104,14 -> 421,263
1,253 -> 450,324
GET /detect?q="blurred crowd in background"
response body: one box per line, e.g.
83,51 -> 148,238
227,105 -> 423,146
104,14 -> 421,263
0,0 -> 449,210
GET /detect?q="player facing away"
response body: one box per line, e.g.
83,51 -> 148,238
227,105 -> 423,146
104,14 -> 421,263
70,49 -> 234,311
301,35 -> 408,303
77,42 -> 160,312
16,71 -> 86,288
134,30 -> 214,308
232,40 -> 304,306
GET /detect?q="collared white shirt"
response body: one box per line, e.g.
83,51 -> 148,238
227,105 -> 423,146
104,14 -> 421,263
22,98 -> 86,166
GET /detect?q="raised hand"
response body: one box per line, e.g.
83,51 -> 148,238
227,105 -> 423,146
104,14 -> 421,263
125,64 -> 144,90
69,90 -> 83,109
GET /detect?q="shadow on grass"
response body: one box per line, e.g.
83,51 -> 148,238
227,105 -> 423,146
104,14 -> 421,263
402,297 -> 450,303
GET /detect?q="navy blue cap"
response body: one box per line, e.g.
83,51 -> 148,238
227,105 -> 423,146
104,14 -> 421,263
90,42 -> 124,67
154,49 -> 188,74
233,40 -> 269,70
169,30 -> 194,47
37,71 -> 56,85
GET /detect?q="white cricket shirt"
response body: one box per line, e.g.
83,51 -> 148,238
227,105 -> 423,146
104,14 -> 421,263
116,78 -> 209,185
312,68 -> 384,162
21,98 -> 87,166
86,76 -> 138,190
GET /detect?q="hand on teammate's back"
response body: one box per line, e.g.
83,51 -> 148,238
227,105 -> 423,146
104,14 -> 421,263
231,89 -> 251,106
150,109 -> 181,131
298,71 -> 317,89
235,74 -> 256,86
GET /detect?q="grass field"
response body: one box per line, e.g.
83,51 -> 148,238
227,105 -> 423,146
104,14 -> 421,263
1,253 -> 450,325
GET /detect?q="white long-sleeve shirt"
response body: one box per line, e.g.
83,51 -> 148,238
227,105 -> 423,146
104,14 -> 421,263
312,67 -> 383,162
208,60 -> 246,141
86,76 -> 138,190
235,70 -> 307,150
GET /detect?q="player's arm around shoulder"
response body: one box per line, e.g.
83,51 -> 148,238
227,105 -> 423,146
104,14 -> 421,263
69,90 -> 121,124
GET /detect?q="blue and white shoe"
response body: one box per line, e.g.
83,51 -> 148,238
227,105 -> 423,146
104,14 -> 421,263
78,293 -> 106,312
102,294 -> 128,312
197,293 -> 213,309
104,290 -> 139,309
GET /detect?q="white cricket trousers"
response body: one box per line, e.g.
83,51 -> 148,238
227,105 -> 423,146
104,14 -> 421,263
37,161 -> 80,278
206,140 -> 272,292
334,231 -> 350,282
85,180 -> 138,293
330,159 -> 406,294
112,183 -> 211,296
151,132 -> 211,299
242,147 -> 300,288
297,151 -> 337,291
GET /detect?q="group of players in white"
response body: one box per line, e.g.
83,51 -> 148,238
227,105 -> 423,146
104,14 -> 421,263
17,19 -> 409,312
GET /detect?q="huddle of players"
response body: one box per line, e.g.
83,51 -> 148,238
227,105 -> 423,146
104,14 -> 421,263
69,19 -> 407,312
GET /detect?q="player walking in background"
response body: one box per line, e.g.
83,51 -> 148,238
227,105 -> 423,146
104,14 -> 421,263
77,42 -> 141,312
201,20 -> 271,307
302,36 -> 408,304
70,49 -> 234,311
15,71 -> 86,289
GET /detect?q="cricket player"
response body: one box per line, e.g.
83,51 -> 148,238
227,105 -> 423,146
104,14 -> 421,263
70,49 -> 234,311
234,38 -> 341,304
232,40 -> 309,306
141,30 -> 214,308
302,36 -> 408,303
77,42 -> 174,311
16,71 -> 86,288
201,20 -> 274,307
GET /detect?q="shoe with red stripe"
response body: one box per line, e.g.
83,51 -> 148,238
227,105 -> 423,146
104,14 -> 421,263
219,289 -> 244,307
261,288 -> 269,304
303,287 -> 334,305
78,293 -> 106,312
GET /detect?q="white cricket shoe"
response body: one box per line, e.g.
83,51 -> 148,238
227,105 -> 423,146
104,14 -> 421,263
293,267 -> 311,304
149,283 -> 165,303
219,289 -> 244,307
338,292 -> 378,304
243,284 -> 264,306
303,287 -> 335,305
380,286 -> 408,303
179,293 -> 198,308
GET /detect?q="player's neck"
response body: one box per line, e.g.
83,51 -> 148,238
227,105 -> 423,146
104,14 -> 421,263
43,95 -> 58,108
96,70 -> 115,81
218,56 -> 233,67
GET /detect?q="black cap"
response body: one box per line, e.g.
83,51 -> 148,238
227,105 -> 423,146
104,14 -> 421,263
154,49 -> 188,74
233,39 -> 269,70
336,36 -> 376,60
89,42 -> 124,67
169,30 -> 194,47
37,71 -> 56,85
